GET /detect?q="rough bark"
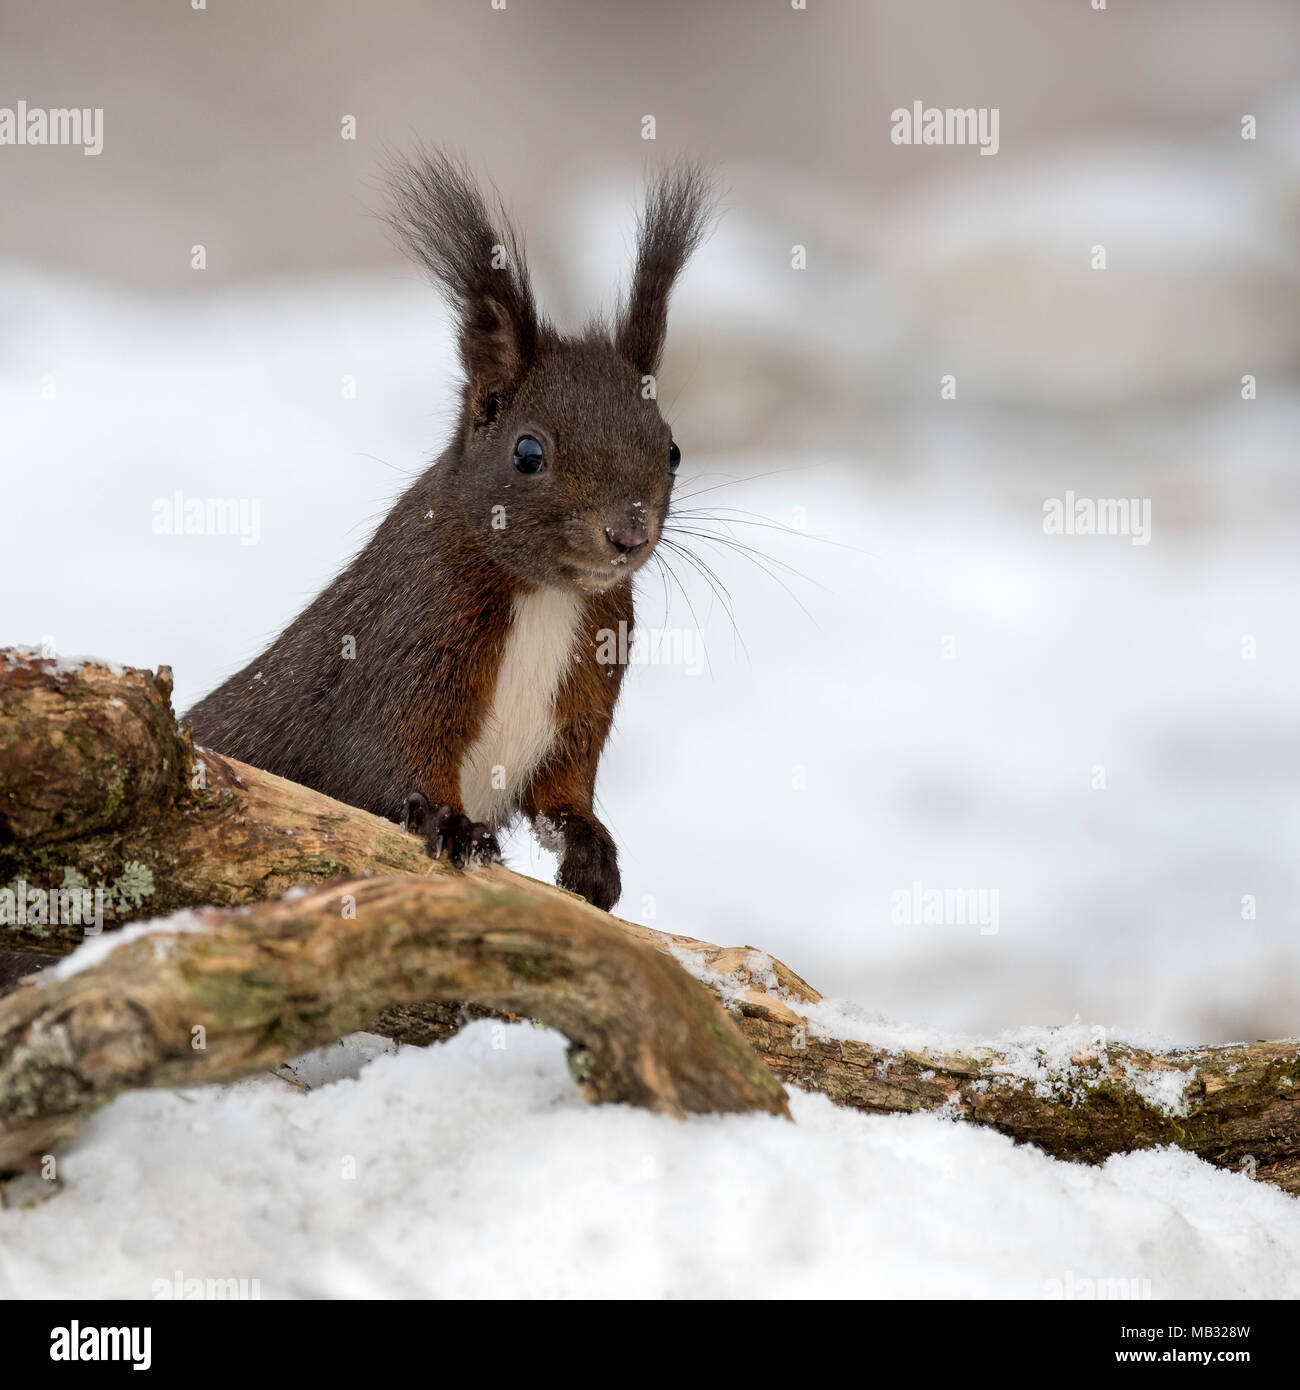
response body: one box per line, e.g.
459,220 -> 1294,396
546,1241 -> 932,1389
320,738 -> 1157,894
1,651 -> 435,954
0,873 -> 789,1170
2,648 -> 1298,1194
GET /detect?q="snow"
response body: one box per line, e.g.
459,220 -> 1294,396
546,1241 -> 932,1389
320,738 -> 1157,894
44,910 -> 208,981
1,648 -> 126,677
1120,1059 -> 1198,1120
671,947 -> 1213,1117
2,1024 -> 1297,1300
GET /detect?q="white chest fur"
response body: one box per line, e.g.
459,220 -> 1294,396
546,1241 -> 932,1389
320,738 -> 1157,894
458,587 -> 583,826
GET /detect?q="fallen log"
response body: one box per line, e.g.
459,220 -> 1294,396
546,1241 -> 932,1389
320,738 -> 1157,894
0,873 -> 789,1170
2,648 -> 1298,1193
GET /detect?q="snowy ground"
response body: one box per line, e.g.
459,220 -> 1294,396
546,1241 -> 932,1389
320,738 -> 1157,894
3,233 -> 1298,1295
3,1025 -> 1299,1300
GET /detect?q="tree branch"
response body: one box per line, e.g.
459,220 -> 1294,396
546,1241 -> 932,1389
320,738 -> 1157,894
0,873 -> 789,1170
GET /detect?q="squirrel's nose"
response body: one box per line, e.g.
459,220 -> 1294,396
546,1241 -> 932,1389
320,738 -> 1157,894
605,521 -> 649,555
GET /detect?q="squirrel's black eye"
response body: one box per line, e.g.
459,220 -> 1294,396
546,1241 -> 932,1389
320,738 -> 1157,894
513,436 -> 545,474
668,440 -> 681,474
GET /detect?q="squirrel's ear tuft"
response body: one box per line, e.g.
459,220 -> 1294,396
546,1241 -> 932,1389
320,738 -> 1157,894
387,148 -> 540,417
616,160 -> 716,377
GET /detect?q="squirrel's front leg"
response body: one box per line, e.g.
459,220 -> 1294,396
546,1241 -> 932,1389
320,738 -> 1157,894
523,769 -> 620,912
399,701 -> 501,868
544,806 -> 621,912
559,814 -> 620,912
524,600 -> 629,911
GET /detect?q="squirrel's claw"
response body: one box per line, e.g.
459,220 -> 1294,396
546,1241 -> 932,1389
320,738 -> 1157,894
403,792 -> 501,868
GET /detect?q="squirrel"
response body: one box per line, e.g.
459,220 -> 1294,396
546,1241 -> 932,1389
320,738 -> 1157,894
185,150 -> 715,911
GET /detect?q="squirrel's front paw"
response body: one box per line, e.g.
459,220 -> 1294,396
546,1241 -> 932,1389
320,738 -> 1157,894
403,792 -> 500,868
556,818 -> 621,912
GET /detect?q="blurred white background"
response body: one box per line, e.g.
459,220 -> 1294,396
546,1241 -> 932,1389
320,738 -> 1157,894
2,0 -> 1298,1043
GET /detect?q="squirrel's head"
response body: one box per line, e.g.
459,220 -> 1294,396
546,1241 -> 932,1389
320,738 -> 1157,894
388,150 -> 715,593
